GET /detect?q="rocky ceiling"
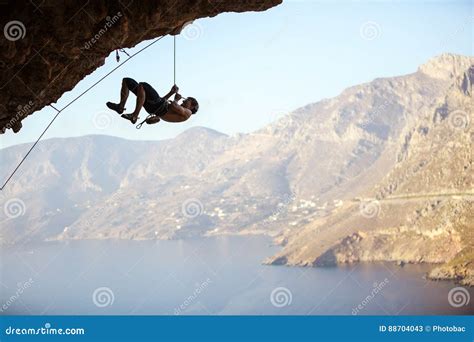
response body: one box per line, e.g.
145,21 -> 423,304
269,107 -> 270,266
0,0 -> 281,134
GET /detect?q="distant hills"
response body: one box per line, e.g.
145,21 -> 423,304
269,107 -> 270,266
1,53 -> 472,285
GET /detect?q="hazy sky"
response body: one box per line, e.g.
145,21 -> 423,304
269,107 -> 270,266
0,0 -> 472,149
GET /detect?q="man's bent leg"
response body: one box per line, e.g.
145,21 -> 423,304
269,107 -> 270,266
131,83 -> 146,121
121,83 -> 146,124
107,77 -> 140,114
120,78 -> 140,109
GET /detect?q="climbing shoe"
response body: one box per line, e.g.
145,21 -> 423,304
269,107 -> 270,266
106,102 -> 125,114
121,113 -> 138,124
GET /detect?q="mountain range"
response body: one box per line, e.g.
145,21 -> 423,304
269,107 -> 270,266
1,53 -> 472,285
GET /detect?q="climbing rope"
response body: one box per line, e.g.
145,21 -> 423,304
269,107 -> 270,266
173,35 -> 176,85
1,35 -> 168,190
136,35 -> 178,130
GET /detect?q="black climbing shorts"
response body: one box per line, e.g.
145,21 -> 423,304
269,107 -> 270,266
123,77 -> 169,116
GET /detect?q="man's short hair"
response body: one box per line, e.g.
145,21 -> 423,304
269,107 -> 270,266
187,97 -> 199,114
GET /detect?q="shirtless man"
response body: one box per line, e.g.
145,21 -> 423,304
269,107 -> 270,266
106,77 -> 199,125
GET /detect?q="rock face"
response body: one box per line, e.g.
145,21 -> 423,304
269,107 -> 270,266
0,0 -> 281,133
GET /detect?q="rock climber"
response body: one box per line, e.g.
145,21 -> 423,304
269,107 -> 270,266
106,77 -> 199,125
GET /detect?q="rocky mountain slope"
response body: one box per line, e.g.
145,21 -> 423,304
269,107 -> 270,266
265,54 -> 473,286
1,53 -> 472,285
